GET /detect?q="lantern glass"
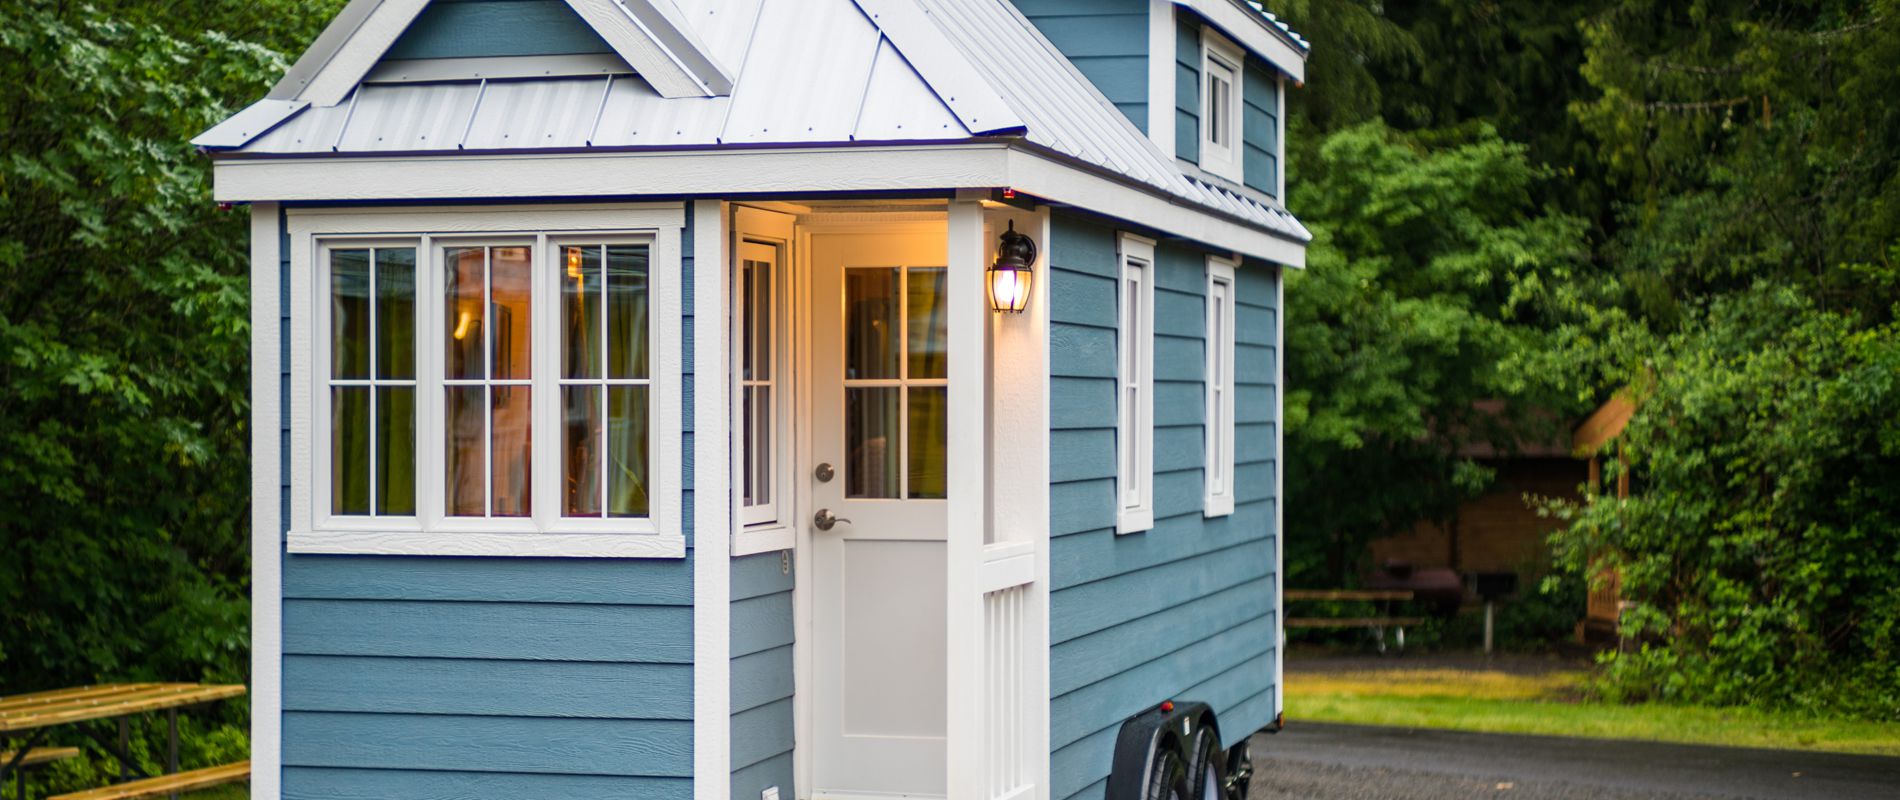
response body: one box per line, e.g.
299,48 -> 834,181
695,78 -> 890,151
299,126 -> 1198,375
987,263 -> 1032,314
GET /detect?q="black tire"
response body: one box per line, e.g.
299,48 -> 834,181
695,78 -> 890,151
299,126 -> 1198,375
1184,728 -> 1223,800
1144,748 -> 1189,800
1223,739 -> 1254,800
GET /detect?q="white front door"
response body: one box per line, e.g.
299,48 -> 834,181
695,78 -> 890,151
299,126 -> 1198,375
808,229 -> 951,799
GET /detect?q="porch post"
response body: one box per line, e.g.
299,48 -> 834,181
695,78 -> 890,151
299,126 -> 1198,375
945,198 -> 990,800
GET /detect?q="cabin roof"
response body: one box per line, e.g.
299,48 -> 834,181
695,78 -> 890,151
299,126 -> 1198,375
197,0 -> 1310,248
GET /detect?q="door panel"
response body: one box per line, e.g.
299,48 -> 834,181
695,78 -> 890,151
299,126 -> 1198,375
809,229 -> 950,799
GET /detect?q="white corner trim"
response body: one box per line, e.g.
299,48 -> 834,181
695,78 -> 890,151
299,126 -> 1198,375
692,200 -> 733,800
1272,264 -> 1286,721
1175,0 -> 1306,83
943,199 -> 989,800
1032,203 -> 1054,800
1116,232 -> 1158,535
1147,0 -> 1177,156
248,203 -> 283,800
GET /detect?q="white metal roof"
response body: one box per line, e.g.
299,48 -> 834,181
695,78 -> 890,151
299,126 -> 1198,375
199,0 -> 1309,246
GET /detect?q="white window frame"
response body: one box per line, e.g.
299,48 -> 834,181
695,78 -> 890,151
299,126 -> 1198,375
1204,255 -> 1238,517
1200,27 -> 1245,183
288,204 -> 685,558
733,236 -> 797,550
1117,233 -> 1157,534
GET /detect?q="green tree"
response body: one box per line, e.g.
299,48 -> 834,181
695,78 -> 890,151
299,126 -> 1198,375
1284,122 -> 1591,583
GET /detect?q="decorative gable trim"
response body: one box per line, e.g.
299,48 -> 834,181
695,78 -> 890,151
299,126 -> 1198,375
269,0 -> 733,108
1174,0 -> 1305,83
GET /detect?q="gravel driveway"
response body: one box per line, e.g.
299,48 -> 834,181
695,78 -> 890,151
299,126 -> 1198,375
1248,722 -> 1900,800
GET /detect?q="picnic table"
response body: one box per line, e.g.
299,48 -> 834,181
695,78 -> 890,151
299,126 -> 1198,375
0,683 -> 247,800
1285,589 -> 1423,654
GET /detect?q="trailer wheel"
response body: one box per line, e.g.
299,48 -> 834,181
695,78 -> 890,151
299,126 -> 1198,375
1223,739 -> 1254,800
1145,748 -> 1189,800
1184,727 -> 1221,800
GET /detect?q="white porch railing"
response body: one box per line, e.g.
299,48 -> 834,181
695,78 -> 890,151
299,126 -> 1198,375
983,580 -> 1033,800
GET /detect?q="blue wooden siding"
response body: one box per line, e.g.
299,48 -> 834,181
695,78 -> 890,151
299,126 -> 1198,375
384,0 -> 613,61
1046,212 -> 1280,800
731,551 -> 796,800
1241,59 -> 1280,197
1012,0 -> 1150,133
1175,18 -> 1200,164
278,206 -> 698,798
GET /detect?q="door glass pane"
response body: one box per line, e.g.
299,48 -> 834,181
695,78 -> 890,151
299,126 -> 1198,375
907,387 -> 947,499
375,248 -> 417,379
331,387 -> 370,514
906,267 -> 947,379
846,268 -> 900,379
445,247 -> 485,380
331,250 -> 370,380
607,245 -> 649,380
846,387 -> 900,498
446,386 -> 486,516
491,246 -> 532,381
562,245 -> 602,380
376,386 -> 416,515
563,385 -> 602,516
607,386 -> 650,517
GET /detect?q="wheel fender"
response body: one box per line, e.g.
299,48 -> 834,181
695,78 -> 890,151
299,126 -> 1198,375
1105,700 -> 1221,800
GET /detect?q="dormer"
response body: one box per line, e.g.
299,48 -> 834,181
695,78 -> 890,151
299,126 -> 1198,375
1010,0 -> 1306,201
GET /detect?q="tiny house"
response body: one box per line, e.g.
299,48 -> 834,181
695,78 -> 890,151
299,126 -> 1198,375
198,1 -> 1308,799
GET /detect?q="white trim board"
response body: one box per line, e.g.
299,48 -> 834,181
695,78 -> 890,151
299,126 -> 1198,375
692,200 -> 734,800
1174,0 -> 1307,83
1146,0 -> 1177,156
268,0 -> 731,107
209,145 -> 1308,266
248,203 -> 283,799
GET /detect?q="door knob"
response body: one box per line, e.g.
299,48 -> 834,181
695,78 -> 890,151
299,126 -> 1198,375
813,508 -> 851,531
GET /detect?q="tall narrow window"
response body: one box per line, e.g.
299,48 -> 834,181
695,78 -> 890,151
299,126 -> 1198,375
1205,256 -> 1237,517
1117,234 -> 1156,534
445,244 -> 534,518
740,240 -> 785,527
329,247 -> 417,517
560,243 -> 652,519
1200,29 -> 1244,182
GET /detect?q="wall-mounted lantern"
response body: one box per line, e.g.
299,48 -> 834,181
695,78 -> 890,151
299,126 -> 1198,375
987,220 -> 1036,314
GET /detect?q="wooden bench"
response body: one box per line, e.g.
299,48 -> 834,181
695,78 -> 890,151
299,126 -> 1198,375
1285,589 -> 1419,653
2,747 -> 82,769
48,760 -> 248,800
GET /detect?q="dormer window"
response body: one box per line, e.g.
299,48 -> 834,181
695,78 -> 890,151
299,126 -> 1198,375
1200,28 -> 1245,182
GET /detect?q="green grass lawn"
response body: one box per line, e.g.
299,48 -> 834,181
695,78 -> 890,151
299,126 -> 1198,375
1288,667 -> 1900,756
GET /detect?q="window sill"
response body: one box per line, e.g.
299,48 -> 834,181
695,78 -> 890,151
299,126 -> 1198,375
287,529 -> 686,559
1204,496 -> 1236,519
1116,508 -> 1155,535
732,523 -> 795,557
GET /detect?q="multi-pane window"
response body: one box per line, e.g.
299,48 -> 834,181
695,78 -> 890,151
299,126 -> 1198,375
1205,257 -> 1237,517
740,240 -> 786,527
1117,234 -> 1156,534
843,265 -> 948,501
559,243 -> 652,519
329,247 -> 417,517
1201,30 -> 1244,181
322,235 -> 662,532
